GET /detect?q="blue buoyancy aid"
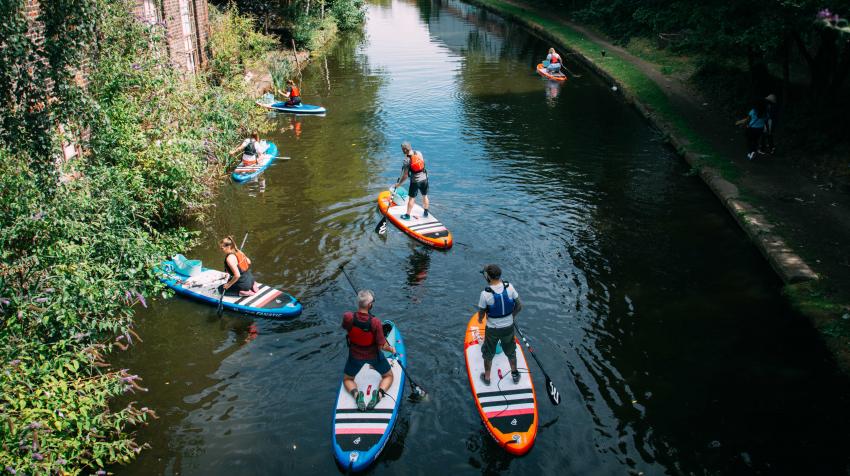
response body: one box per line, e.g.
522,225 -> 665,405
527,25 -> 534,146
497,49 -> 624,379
485,282 -> 515,318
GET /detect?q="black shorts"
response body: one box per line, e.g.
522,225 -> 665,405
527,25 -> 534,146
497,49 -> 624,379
344,355 -> 392,377
409,179 -> 429,198
481,324 -> 517,361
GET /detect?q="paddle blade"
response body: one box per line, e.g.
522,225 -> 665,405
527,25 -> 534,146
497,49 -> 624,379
545,375 -> 560,405
375,216 -> 388,235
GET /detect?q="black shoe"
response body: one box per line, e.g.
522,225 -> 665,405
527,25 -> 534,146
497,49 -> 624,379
479,372 -> 491,386
366,390 -> 381,410
423,209 -> 429,217
511,370 -> 521,384
354,391 -> 366,411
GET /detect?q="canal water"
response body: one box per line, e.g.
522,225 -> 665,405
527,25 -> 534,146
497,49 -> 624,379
118,0 -> 850,474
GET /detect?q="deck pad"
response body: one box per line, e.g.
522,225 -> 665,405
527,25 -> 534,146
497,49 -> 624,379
464,313 -> 538,455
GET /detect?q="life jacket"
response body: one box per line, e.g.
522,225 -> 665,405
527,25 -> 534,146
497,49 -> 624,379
347,313 -> 375,347
550,53 -> 561,64
227,250 -> 250,274
409,151 -> 425,173
242,140 -> 259,165
289,86 -> 301,99
485,282 -> 515,318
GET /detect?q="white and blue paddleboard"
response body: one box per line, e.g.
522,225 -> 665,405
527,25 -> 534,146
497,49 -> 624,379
332,320 -> 406,472
157,259 -> 302,318
232,142 -> 278,183
257,100 -> 327,115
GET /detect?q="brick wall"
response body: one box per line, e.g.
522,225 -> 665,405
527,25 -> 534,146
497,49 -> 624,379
158,0 -> 209,73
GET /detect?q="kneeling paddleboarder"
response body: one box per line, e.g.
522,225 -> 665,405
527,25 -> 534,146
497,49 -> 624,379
219,235 -> 260,297
342,290 -> 397,411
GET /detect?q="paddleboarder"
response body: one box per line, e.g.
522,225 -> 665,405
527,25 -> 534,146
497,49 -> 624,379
282,79 -> 301,107
393,142 -> 430,220
218,235 -> 260,297
476,264 -> 523,385
342,290 -> 397,411
545,47 -> 562,73
229,131 -> 265,167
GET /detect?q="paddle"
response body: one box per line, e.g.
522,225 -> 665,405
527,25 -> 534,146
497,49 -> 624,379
513,323 -> 561,406
338,263 -> 428,400
218,232 -> 249,317
375,179 -> 401,235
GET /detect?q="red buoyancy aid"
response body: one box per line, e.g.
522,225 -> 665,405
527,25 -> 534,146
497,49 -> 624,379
409,151 -> 425,173
289,86 -> 301,98
550,54 -> 561,64
347,314 -> 375,347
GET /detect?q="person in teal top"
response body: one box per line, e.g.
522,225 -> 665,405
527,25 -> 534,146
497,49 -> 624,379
736,98 -> 767,160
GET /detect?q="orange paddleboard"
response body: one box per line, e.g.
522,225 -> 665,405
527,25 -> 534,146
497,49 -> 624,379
378,189 -> 453,249
464,313 -> 538,455
536,63 -> 567,81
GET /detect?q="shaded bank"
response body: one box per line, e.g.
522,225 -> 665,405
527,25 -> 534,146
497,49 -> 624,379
464,0 -> 850,371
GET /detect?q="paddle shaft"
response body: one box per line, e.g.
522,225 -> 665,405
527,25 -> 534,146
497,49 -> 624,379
375,177 -> 402,234
514,323 -> 561,405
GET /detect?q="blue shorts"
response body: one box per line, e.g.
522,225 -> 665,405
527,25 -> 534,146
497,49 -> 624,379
344,355 -> 392,377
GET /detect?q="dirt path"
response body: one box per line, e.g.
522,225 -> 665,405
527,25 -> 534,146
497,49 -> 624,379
514,2 -> 850,300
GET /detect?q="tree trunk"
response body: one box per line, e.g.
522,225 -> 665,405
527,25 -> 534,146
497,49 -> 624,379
782,35 -> 790,106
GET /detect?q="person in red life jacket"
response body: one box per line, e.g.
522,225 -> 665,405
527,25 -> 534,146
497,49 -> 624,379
282,79 -> 302,107
476,264 -> 523,386
393,142 -> 430,220
229,131 -> 264,167
342,289 -> 396,411
545,47 -> 562,73
218,235 -> 260,297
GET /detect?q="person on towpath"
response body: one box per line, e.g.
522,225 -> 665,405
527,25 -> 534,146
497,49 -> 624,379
393,142 -> 430,220
342,290 -> 397,411
476,264 -> 524,386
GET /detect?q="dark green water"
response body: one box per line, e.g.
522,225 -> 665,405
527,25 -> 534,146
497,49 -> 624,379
117,1 -> 850,474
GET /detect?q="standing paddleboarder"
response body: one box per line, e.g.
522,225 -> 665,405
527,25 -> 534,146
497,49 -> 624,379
476,264 -> 523,385
393,142 -> 430,220
342,290 -> 397,411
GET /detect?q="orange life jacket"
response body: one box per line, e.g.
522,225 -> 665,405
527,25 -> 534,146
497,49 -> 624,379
347,314 -> 375,347
289,86 -> 301,98
550,54 -> 561,64
409,151 -> 425,173
230,251 -> 250,273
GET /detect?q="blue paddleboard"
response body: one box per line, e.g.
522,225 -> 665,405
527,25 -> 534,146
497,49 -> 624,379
157,259 -> 302,318
231,142 -> 278,183
332,320 -> 406,472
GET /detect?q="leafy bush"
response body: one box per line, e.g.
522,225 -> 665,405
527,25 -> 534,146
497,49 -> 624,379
269,57 -> 295,92
331,0 -> 366,31
208,4 -> 278,81
0,0 -> 267,473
